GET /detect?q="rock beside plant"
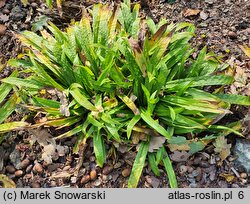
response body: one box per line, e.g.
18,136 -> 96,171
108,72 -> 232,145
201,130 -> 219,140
233,139 -> 250,173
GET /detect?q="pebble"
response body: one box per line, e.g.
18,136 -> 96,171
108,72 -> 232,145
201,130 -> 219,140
26,165 -> 33,173
193,157 -> 202,165
20,159 -> 30,169
15,170 -> 23,177
187,166 -> 194,173
94,179 -> 102,187
0,24 -> 7,36
71,177 -> 77,184
200,11 -> 208,20
89,156 -> 95,162
199,161 -> 210,168
90,169 -> 97,180
6,165 -> 16,174
2,8 -> 10,14
228,31 -> 237,39
102,175 -> 108,181
33,163 -> 43,174
31,182 -> 40,188
80,175 -> 90,184
240,173 -> 247,179
50,181 -> 57,187
122,168 -> 131,177
31,2 -> 37,8
102,165 -> 113,175
114,162 -> 122,169
179,165 -> 188,174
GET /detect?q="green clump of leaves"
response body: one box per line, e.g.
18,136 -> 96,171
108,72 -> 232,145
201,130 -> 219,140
1,0 -> 249,187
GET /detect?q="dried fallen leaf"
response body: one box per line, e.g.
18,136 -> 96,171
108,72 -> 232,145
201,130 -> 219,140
239,45 -> 250,58
183,8 -> 200,17
219,173 -> 235,183
170,151 -> 191,162
148,136 -> 166,152
0,174 -> 16,188
167,143 -> 190,152
50,171 -> 73,179
214,136 -> 231,161
0,24 -> 6,35
29,129 -> 56,164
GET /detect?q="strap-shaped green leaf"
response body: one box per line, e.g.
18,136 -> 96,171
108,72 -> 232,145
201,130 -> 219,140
141,110 -> 171,139
216,94 -> 250,106
128,142 -> 149,188
93,128 -> 106,167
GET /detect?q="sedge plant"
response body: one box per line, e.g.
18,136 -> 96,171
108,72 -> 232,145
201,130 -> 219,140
1,0 -> 250,187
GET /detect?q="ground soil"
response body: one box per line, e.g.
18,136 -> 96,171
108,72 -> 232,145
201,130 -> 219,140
0,0 -> 249,188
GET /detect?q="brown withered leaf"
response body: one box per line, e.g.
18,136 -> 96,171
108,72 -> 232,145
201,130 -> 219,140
170,151 -> 191,162
219,173 -> 235,183
213,136 -> 231,161
183,9 -> 201,17
29,129 -> 56,164
239,45 -> 250,58
167,143 -> 190,152
148,136 -> 166,152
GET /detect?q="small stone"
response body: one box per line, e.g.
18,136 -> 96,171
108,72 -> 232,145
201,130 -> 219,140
114,162 -> 122,169
25,174 -> 32,179
6,165 -> 16,174
187,166 -> 194,173
102,165 -> 113,175
0,24 -> 7,35
199,161 -> 210,168
122,168 -> 131,177
102,175 -> 108,181
50,181 -> 57,187
200,11 -> 208,20
90,169 -> 97,180
179,165 -> 188,174
80,175 -> 90,184
205,0 -> 214,4
94,179 -> 102,187
31,2 -> 37,7
228,31 -> 237,39
15,170 -> 23,177
26,165 -> 33,173
89,156 -> 95,162
33,163 -> 43,174
20,159 -> 30,169
2,8 -> 10,14
71,176 -> 77,184
31,182 -> 40,188
193,157 -> 202,165
240,173 -> 247,179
